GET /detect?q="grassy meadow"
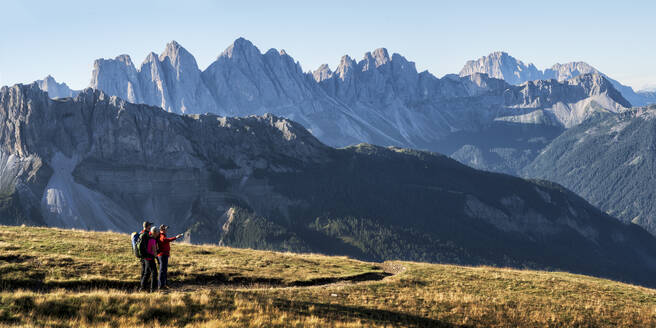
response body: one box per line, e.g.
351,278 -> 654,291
1,225 -> 655,327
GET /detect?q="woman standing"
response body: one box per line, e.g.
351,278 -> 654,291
157,225 -> 183,290
140,226 -> 159,292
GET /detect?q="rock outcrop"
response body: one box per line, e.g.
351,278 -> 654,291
0,83 -> 325,233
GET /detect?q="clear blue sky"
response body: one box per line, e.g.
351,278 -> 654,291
1,0 -> 655,91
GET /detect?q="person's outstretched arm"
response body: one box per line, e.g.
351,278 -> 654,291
162,235 -> 181,242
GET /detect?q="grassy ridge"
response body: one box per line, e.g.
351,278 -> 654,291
1,225 -> 655,327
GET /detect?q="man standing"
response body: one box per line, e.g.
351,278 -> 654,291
157,224 -> 183,290
136,221 -> 153,291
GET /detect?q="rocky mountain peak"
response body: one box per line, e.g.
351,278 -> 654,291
220,37 -> 260,60
486,51 -> 512,61
372,48 -> 390,67
114,54 -> 135,67
155,40 -> 201,83
143,51 -> 158,62
460,51 -> 542,85
262,47 -> 293,61
567,73 -> 631,107
36,75 -> 79,99
361,48 -> 391,71
546,61 -> 599,81
163,40 -> 182,54
160,40 -> 196,66
313,64 -> 333,82
335,55 -> 356,81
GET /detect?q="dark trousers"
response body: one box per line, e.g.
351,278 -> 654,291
158,255 -> 169,288
140,259 -> 158,291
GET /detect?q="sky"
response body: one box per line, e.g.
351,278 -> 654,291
1,0 -> 655,91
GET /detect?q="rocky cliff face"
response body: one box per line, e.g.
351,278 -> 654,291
2,83 -> 656,287
460,52 -> 655,107
89,42 -> 215,114
0,83 -> 326,233
89,39 -> 630,174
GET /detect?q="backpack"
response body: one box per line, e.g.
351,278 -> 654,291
135,231 -> 151,259
130,232 -> 139,257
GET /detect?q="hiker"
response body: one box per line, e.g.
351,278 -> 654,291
134,221 -> 153,289
157,224 -> 183,290
140,226 -> 160,292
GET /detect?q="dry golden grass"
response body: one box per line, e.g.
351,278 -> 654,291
0,225 -> 381,290
1,225 -> 656,327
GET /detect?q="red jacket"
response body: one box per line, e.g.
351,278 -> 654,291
157,233 -> 178,257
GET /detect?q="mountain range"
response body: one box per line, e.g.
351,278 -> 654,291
460,51 -> 656,107
2,83 -> 656,287
25,38 -> 656,239
76,39 -> 631,175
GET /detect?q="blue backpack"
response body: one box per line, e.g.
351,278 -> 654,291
131,232 -> 139,255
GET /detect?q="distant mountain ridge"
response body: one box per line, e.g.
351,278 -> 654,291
460,52 -> 656,107
85,38 -> 631,174
458,51 -> 543,85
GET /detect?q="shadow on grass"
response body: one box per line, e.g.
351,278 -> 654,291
0,254 -> 34,263
182,270 -> 392,287
0,269 -> 392,292
261,295 -> 466,328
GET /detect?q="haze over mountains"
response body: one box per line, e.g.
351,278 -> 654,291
3,83 -> 656,287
